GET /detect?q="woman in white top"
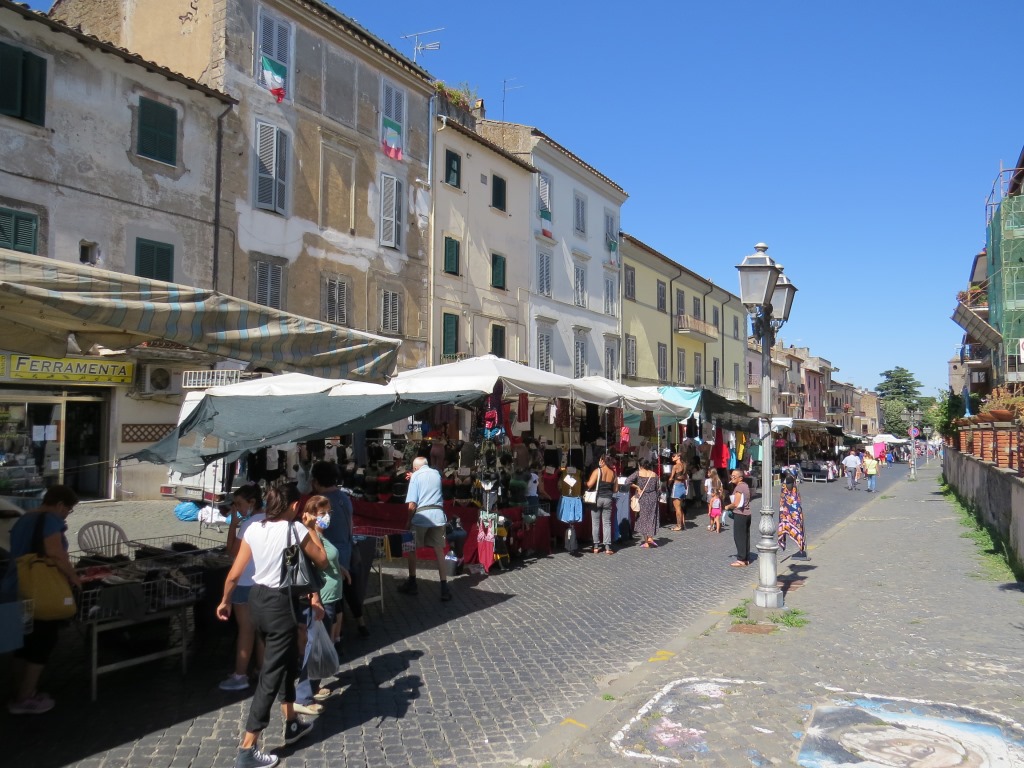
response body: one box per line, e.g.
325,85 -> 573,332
217,486 -> 328,768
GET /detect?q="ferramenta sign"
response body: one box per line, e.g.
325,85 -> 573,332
5,355 -> 134,384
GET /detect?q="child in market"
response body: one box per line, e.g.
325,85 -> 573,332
707,471 -> 725,533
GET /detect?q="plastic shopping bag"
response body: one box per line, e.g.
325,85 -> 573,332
307,619 -> 339,680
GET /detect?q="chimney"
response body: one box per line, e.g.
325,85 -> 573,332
472,98 -> 486,120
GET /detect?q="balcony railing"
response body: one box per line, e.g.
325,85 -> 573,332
440,353 -> 468,364
747,374 -> 761,388
675,314 -> 719,341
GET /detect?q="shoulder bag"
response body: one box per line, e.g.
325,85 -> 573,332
280,522 -> 326,596
629,477 -> 651,513
583,489 -> 598,505
17,513 -> 76,621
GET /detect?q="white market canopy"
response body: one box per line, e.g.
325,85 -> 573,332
872,433 -> 908,444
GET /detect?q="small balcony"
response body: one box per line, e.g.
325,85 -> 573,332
962,345 -> 991,367
675,314 -> 719,343
439,353 -> 468,364
747,374 -> 761,389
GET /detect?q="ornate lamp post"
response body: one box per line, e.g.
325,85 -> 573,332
923,425 -> 934,465
736,243 -> 798,609
901,407 -> 921,480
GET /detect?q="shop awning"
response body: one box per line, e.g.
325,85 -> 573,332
655,386 -> 758,430
127,372 -> 486,475
951,301 -> 1001,350
0,249 -> 399,380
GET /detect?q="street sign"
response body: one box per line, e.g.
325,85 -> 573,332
909,427 -> 920,438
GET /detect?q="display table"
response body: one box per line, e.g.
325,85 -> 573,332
352,500 -> 549,574
73,534 -> 225,700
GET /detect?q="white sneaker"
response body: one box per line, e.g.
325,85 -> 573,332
218,673 -> 250,691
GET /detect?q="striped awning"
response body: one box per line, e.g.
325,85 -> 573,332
0,249 -> 399,380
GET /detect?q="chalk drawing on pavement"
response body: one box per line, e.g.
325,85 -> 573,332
797,694 -> 1024,767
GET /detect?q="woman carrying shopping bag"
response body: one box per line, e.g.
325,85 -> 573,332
624,460 -> 661,549
217,486 -> 329,768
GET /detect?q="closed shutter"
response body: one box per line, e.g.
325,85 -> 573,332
138,98 -> 177,165
21,50 -> 46,126
491,325 -> 506,358
658,344 -> 668,381
574,265 -> 586,307
274,129 -> 288,214
538,174 -> 551,212
694,353 -> 702,386
491,175 -> 506,211
135,238 -> 173,282
255,261 -> 282,308
537,330 -> 552,372
325,278 -> 347,324
255,121 -> 277,210
443,237 -> 459,274
625,336 -> 637,377
0,209 -> 38,254
381,289 -> 401,333
491,254 -> 506,289
538,251 -> 551,296
0,43 -> 23,118
677,349 -> 686,384
604,277 -> 615,315
442,313 -> 459,355
380,174 -> 398,247
624,266 -> 635,300
574,194 -> 585,235
574,339 -> 586,379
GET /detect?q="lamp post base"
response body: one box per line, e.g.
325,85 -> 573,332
753,538 -> 784,609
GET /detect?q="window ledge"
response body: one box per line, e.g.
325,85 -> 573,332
490,206 -> 509,216
534,231 -> 557,246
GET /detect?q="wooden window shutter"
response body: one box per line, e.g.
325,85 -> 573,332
491,175 -> 506,211
379,174 -> 397,247
491,325 -> 506,358
538,251 -> 551,296
0,43 -> 24,118
325,278 -> 348,325
443,237 -> 459,274
21,50 -> 46,126
255,121 -> 277,210
538,174 -> 551,212
138,97 -> 177,165
136,238 -> 173,282
491,254 -> 506,289
0,209 -> 37,254
274,129 -> 288,214
255,261 -> 282,308
381,289 -> 401,333
442,313 -> 459,355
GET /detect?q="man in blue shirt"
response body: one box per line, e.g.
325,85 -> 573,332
398,457 -> 450,601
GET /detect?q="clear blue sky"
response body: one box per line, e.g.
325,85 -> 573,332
29,0 -> 1024,397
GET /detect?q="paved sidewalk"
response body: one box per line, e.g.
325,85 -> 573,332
523,461 -> 1024,766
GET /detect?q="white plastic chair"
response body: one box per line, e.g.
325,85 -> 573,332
77,520 -> 130,558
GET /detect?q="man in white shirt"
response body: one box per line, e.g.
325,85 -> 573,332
397,457 -> 451,601
841,449 -> 862,490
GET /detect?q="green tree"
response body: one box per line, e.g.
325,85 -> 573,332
875,367 -> 923,408
881,399 -> 911,435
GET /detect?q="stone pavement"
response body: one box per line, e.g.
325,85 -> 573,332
6,462 -> 1007,767
525,460 -> 1024,766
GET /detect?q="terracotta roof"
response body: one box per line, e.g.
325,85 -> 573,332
7,0 -> 235,103
437,116 -> 537,174
479,120 -> 626,196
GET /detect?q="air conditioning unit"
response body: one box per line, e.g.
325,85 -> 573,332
142,365 -> 183,395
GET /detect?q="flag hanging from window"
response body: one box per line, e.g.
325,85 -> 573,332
382,117 -> 403,160
261,56 -> 286,102
540,208 -> 552,238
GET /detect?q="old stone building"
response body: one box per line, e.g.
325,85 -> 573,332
54,0 -> 435,371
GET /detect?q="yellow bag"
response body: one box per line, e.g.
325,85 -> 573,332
17,554 -> 76,621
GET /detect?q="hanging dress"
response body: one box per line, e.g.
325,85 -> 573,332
776,478 -> 805,552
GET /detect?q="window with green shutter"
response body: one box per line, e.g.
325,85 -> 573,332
0,207 -> 38,254
491,174 -> 506,211
444,150 -> 461,188
137,97 -> 178,165
443,236 -> 460,275
490,325 -> 506,358
135,238 -> 174,281
490,253 -> 506,290
442,312 -> 459,356
0,42 -> 46,126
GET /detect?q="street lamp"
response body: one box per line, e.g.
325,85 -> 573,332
736,243 -> 798,610
901,407 -> 922,480
923,425 -> 934,465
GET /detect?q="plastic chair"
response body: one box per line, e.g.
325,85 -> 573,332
77,520 -> 130,558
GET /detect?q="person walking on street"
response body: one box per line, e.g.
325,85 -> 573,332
842,449 -> 861,490
216,486 -> 329,768
397,457 -> 452,601
585,455 -> 618,554
863,452 -> 880,492
725,470 -> 752,567
5,485 -> 81,715
668,452 -> 687,531
625,460 -> 661,548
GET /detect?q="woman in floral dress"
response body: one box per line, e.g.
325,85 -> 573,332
625,459 -> 661,548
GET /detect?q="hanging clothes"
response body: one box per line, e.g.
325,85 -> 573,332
517,393 -> 530,422
555,398 -> 571,429
618,425 -> 631,454
712,425 -> 729,469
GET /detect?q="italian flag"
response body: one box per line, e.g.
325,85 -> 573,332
382,117 -> 403,160
540,208 -> 552,238
261,56 -> 286,103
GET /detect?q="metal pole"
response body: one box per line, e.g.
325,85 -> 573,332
754,311 -> 783,609
909,412 -> 917,481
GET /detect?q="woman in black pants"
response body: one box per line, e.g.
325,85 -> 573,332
217,487 -> 328,768
725,469 -> 753,567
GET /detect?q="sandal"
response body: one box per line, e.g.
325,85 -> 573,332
640,542 -> 650,548
648,541 -> 658,548
593,547 -> 601,554
669,526 -> 682,531
729,560 -> 748,567
605,548 -> 615,555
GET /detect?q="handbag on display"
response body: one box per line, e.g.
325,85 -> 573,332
583,489 -> 598,505
17,514 -> 76,621
280,522 -> 326,596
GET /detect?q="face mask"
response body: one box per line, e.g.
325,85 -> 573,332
316,513 -> 331,530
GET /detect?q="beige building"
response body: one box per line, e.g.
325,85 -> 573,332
54,0 -> 436,372
0,1 -> 233,501
430,106 -> 535,367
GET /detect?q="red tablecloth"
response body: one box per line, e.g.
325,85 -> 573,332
352,499 -> 549,573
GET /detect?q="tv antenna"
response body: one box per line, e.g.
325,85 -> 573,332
400,27 -> 444,63
502,77 -> 524,122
